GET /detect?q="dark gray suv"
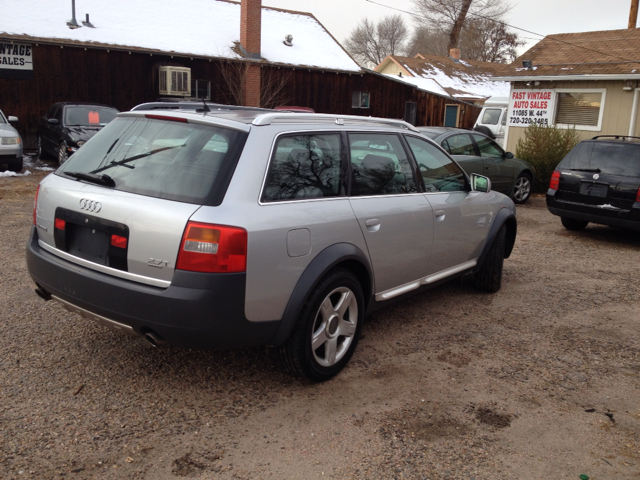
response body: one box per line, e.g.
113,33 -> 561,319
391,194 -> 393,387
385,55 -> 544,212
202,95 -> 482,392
27,109 -> 517,381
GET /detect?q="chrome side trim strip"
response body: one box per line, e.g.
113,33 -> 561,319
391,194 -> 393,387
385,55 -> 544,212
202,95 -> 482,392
52,295 -> 136,336
375,280 -> 423,301
375,259 -> 478,302
38,240 -> 171,288
421,260 -> 478,285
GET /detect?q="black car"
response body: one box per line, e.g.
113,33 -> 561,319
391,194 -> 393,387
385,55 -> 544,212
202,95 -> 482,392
37,102 -> 119,164
547,135 -> 640,231
417,127 -> 536,204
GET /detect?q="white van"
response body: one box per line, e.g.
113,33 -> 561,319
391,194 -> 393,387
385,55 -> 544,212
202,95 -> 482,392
473,96 -> 508,147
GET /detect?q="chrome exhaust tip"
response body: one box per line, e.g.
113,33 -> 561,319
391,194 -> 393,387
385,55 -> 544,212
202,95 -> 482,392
143,331 -> 166,347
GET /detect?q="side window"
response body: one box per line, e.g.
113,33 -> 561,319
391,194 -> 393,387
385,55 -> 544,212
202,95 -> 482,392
262,133 -> 343,202
47,104 -> 59,120
405,136 -> 466,192
444,134 -> 476,156
472,134 -> 504,158
55,106 -> 64,123
348,133 -> 417,196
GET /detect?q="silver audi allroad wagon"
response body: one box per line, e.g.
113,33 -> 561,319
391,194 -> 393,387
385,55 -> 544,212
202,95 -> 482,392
27,107 -> 517,381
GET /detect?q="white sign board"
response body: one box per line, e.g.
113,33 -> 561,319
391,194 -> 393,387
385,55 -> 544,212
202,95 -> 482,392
0,43 -> 33,70
507,89 -> 554,127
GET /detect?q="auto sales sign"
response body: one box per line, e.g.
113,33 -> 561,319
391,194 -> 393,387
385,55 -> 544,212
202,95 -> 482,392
0,42 -> 33,79
507,89 -> 554,127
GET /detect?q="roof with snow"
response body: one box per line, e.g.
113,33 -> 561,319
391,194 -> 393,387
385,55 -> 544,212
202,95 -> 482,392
0,0 -> 361,73
495,28 -> 640,80
375,54 -> 510,100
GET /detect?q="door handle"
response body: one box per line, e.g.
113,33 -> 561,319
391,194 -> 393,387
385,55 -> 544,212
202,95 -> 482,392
435,210 -> 445,221
365,218 -> 381,232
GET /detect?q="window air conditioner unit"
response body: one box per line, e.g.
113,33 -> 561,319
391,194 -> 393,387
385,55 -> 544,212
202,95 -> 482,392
159,66 -> 191,96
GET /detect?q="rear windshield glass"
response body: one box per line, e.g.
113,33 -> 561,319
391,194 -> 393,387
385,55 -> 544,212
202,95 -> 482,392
56,116 -> 248,205
560,141 -> 640,176
64,106 -> 119,127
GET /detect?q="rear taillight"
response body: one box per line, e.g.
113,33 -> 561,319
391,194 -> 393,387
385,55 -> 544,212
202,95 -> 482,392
54,218 -> 66,230
636,186 -> 640,203
111,234 -> 127,249
176,222 -> 247,273
549,170 -> 560,191
33,185 -> 40,225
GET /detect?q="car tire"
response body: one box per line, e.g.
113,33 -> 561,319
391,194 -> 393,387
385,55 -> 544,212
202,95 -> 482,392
58,142 -> 69,165
278,268 -> 364,382
511,173 -> 532,204
561,217 -> 588,231
8,157 -> 23,172
37,135 -> 50,160
474,224 -> 506,293
473,125 -> 495,139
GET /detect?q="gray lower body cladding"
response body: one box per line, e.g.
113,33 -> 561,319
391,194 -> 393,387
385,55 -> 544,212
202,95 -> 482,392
26,227 -> 279,350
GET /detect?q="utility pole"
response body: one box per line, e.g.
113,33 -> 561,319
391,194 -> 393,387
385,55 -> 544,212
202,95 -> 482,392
630,0 -> 639,28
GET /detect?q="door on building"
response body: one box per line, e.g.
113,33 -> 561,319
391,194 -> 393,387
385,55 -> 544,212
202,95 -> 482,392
444,105 -> 459,127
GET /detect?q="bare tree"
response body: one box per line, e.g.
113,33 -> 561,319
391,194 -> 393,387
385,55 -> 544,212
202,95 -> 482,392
460,18 -> 523,63
344,15 -> 409,68
412,0 -> 512,52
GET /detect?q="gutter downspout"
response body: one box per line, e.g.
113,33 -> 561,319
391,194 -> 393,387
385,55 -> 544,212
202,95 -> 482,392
629,88 -> 640,137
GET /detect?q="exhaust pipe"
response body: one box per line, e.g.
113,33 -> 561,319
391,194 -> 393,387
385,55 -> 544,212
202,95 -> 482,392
143,331 -> 166,347
35,286 -> 52,301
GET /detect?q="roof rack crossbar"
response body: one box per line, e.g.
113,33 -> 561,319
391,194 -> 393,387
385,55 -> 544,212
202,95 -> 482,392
591,135 -> 640,141
252,113 -> 419,132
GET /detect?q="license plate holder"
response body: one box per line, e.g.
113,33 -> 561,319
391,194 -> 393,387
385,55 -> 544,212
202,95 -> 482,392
580,182 -> 608,198
67,225 -> 111,265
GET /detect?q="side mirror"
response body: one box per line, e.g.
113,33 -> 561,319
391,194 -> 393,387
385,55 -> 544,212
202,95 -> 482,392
470,173 -> 491,193
8,116 -> 18,122
505,151 -> 514,159
48,118 -> 59,125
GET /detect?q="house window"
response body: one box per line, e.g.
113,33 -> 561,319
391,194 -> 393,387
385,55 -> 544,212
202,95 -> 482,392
352,92 -> 370,109
404,101 -> 417,125
554,90 -> 605,130
194,79 -> 211,100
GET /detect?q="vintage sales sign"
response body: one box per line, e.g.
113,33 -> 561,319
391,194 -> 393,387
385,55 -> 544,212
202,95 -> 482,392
507,89 -> 555,127
0,42 -> 33,79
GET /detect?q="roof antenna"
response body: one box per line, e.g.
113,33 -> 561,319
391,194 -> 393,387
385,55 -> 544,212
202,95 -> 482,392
201,97 -> 211,114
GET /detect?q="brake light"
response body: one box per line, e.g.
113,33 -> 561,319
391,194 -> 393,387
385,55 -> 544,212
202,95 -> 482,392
636,186 -> 640,203
549,170 -> 560,191
176,222 -> 247,273
54,218 -> 66,230
111,234 -> 127,249
145,114 -> 188,123
33,185 -> 40,225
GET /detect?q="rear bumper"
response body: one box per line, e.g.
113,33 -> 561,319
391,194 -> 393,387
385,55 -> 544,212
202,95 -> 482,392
26,226 -> 280,349
546,194 -> 640,231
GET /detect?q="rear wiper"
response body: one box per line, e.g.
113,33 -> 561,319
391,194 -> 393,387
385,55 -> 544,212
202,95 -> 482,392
65,171 -> 116,188
90,144 -> 185,174
567,168 -> 601,173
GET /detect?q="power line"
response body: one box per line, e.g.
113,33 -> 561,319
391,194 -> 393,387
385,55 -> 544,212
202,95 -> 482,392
364,0 -> 638,63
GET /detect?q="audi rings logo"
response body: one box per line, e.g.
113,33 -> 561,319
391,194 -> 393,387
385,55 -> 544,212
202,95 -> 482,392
79,198 -> 102,213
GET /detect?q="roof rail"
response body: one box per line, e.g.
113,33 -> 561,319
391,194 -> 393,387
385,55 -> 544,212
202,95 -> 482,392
591,135 -> 640,141
252,113 -> 419,132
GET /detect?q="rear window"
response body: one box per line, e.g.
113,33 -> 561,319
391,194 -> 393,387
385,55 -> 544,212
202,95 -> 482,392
560,141 -> 640,176
56,116 -> 248,205
64,106 -> 119,126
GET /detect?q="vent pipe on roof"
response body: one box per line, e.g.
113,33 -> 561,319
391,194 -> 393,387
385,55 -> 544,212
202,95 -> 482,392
67,0 -> 80,29
283,35 -> 293,47
83,14 -> 95,28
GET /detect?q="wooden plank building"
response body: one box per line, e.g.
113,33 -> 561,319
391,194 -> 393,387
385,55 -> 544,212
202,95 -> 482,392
0,0 -> 479,149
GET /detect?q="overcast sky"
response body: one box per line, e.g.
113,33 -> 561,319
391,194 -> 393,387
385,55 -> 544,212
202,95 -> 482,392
263,0 -> 636,55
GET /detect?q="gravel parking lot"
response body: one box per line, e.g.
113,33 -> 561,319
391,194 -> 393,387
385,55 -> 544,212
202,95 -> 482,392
1,159 -> 639,479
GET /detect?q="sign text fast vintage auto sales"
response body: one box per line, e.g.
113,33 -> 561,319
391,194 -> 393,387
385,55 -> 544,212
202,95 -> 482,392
507,90 -> 555,127
0,43 -> 33,69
